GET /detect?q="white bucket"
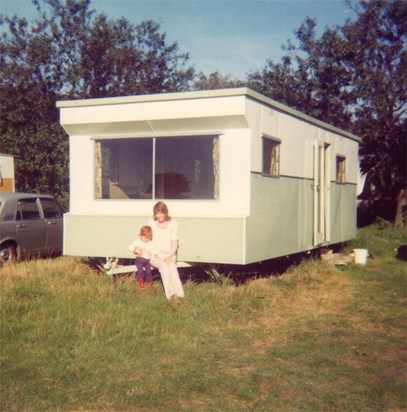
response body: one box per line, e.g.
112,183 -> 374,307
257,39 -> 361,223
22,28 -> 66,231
354,249 -> 368,265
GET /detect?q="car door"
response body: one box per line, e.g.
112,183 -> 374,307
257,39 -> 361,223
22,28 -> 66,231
16,198 -> 47,257
39,197 -> 63,255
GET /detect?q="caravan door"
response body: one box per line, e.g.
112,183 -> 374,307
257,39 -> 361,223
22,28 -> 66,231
313,141 -> 331,245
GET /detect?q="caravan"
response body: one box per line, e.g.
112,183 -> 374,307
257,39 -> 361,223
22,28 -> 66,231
57,88 -> 360,265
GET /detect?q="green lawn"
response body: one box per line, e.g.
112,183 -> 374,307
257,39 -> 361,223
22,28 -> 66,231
1,224 -> 406,411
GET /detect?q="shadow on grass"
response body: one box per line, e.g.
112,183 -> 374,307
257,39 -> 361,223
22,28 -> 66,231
179,251 -> 322,286
83,244 -> 350,287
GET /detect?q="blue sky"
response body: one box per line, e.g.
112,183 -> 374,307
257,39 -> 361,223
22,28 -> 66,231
0,0 -> 357,78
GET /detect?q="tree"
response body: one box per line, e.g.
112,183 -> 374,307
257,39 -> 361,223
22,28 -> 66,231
193,71 -> 245,91
247,18 -> 355,130
1,125 -> 69,208
344,1 -> 407,227
247,0 -> 407,227
0,0 -> 195,206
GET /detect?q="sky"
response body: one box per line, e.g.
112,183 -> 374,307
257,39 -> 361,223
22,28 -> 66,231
0,0 -> 357,79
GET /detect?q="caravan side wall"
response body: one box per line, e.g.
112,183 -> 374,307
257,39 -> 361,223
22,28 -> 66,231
246,175 -> 314,263
246,175 -> 357,264
244,97 -> 359,264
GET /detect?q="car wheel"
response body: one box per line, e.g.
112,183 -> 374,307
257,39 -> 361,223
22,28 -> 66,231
0,244 -> 17,266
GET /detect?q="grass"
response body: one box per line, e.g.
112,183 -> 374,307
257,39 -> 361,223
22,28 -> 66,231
0,224 -> 406,411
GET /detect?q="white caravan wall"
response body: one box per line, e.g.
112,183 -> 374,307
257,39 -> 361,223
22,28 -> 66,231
68,129 -> 251,219
336,135 -> 359,184
59,95 -> 247,136
247,99 -> 359,184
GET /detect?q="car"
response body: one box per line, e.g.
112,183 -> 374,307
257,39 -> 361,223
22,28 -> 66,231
0,192 -> 63,266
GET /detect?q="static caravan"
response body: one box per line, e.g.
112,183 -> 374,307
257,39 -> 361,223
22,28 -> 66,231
57,88 -> 360,265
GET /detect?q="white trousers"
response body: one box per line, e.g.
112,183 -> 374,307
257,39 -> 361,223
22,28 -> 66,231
151,258 -> 184,299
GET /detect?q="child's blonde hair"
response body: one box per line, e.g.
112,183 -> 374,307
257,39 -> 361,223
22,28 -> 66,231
139,225 -> 153,240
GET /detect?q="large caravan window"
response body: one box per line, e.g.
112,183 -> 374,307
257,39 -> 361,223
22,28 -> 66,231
95,136 -> 219,200
262,137 -> 280,177
336,156 -> 346,183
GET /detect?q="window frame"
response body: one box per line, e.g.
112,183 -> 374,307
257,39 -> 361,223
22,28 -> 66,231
336,155 -> 346,184
16,198 -> 42,221
262,135 -> 281,177
39,198 -> 63,219
94,135 -> 220,201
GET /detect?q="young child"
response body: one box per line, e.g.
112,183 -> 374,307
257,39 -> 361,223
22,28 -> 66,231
128,225 -> 156,289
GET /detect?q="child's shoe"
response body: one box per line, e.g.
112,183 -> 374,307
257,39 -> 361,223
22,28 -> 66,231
147,281 -> 153,288
138,279 -> 145,289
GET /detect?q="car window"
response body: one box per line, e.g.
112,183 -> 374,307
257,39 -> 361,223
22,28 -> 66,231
40,198 -> 62,219
17,199 -> 41,221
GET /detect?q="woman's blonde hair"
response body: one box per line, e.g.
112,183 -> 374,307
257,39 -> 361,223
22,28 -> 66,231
153,201 -> 171,221
139,225 -> 153,240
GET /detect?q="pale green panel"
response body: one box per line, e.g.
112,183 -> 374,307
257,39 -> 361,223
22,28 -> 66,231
343,185 -> 357,240
63,215 -> 147,258
246,174 -> 314,263
329,184 -> 357,243
177,218 -> 245,264
64,215 -> 245,264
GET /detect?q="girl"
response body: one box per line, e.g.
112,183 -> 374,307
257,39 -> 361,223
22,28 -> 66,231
128,225 -> 155,289
148,201 -> 184,299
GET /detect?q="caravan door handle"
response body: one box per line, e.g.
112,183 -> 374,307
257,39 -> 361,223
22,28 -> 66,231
47,221 -> 56,226
17,223 -> 27,228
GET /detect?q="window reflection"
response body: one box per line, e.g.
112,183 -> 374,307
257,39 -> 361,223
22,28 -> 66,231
95,136 -> 218,200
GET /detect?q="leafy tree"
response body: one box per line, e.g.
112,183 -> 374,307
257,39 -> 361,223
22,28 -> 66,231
0,0 -> 195,206
345,0 -> 407,227
1,125 -> 69,208
247,18 -> 355,130
247,0 -> 407,227
193,71 -> 245,90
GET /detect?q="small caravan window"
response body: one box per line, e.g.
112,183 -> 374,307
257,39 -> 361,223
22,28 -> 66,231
262,137 -> 280,177
94,136 -> 219,200
336,156 -> 346,183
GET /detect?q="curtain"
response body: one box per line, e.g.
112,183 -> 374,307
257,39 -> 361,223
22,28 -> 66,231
94,141 -> 102,199
212,137 -> 219,199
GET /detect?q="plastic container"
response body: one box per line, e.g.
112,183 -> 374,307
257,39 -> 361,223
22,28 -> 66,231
353,249 -> 369,265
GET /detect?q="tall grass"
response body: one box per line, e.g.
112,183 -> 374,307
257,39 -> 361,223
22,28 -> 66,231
1,225 -> 406,411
